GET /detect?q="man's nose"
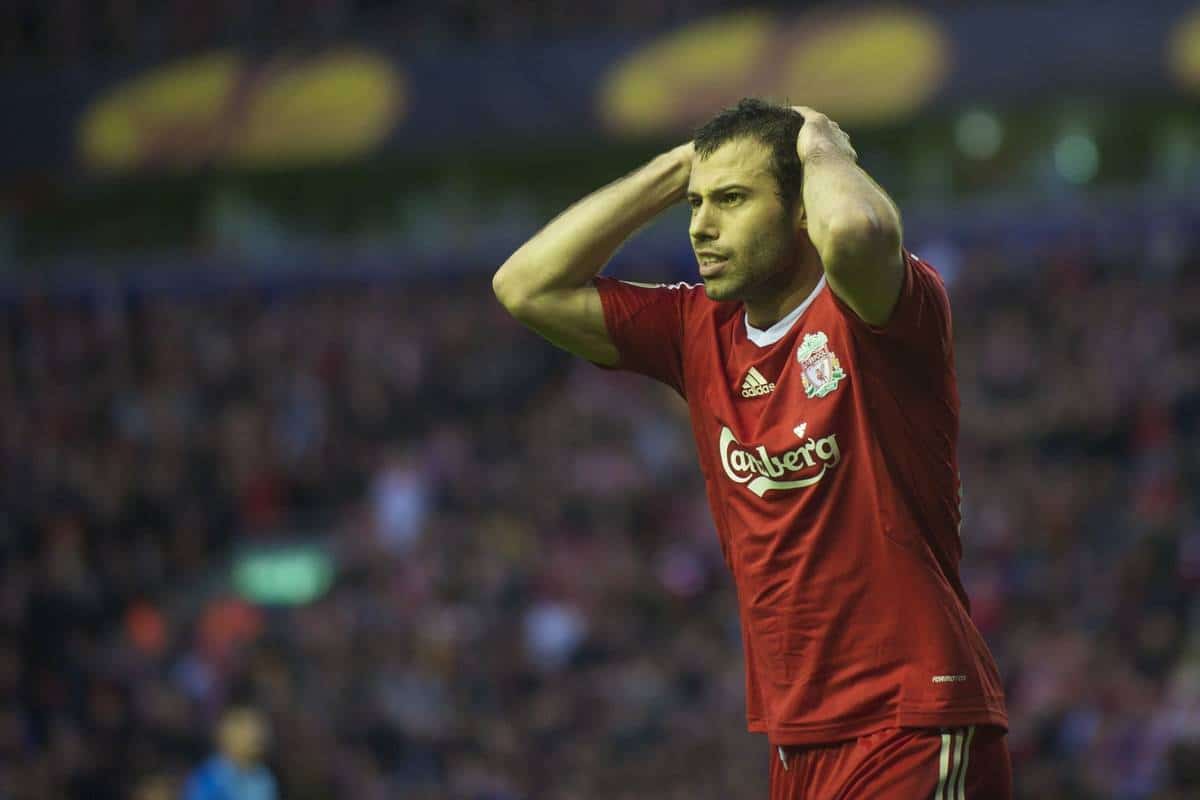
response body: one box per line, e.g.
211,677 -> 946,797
689,204 -> 718,242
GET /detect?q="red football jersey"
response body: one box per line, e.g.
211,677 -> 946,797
593,250 -> 1008,745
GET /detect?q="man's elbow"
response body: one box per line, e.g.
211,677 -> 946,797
820,212 -> 901,276
492,262 -> 529,318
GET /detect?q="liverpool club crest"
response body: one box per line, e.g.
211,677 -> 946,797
797,332 -> 846,398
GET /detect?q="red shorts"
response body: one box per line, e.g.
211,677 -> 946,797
769,725 -> 1011,799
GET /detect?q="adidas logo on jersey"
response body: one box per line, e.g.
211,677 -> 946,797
741,367 -> 775,398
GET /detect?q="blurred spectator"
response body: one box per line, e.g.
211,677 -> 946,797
183,706 -> 277,800
0,226 -> 1197,798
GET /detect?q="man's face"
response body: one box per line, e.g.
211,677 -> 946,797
687,137 -> 801,303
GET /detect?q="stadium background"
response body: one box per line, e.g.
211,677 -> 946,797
3,1 -> 1200,798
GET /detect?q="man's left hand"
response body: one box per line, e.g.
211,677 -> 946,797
792,106 -> 857,165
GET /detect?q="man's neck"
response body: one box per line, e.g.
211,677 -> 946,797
744,254 -> 824,330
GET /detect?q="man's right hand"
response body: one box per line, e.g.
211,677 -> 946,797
672,140 -> 696,174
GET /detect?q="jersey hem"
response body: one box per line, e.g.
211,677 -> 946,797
896,704 -> 1008,731
753,703 -> 1008,745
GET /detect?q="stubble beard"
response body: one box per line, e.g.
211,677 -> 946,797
700,216 -> 798,303
701,271 -> 735,301
702,250 -> 777,304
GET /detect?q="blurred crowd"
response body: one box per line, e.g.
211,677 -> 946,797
0,0 -> 737,69
1,230 -> 1199,799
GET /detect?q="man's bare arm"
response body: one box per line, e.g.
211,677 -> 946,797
492,144 -> 693,365
793,106 -> 904,327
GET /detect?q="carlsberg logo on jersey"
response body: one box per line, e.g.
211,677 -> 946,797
719,426 -> 841,497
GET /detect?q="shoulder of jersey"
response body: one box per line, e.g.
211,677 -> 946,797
616,279 -> 701,291
614,279 -> 742,324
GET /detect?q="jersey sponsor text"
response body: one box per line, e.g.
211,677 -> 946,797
718,426 -> 840,497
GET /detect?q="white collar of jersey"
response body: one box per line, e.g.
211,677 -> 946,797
744,274 -> 827,348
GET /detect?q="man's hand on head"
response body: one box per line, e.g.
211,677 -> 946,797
673,141 -> 696,164
791,106 -> 857,165
668,141 -> 696,202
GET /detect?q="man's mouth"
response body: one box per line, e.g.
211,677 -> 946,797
697,253 -> 729,277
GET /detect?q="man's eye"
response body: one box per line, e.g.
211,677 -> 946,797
723,194 -> 743,204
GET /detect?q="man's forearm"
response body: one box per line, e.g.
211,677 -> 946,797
801,152 -> 901,264
494,145 -> 691,305
790,105 -> 904,324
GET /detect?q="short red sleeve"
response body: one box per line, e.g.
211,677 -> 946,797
828,249 -> 953,368
592,277 -> 699,397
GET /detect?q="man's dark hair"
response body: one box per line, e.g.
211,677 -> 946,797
693,98 -> 805,211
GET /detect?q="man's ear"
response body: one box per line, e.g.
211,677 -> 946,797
794,201 -> 807,231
